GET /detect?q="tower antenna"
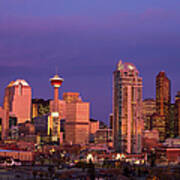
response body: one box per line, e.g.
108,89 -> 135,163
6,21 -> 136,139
56,67 -> 58,75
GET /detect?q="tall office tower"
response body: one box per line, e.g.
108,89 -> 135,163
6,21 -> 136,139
49,74 -> 64,142
113,60 -> 143,154
3,79 -> 32,124
175,92 -> 180,137
155,71 -> 171,138
0,107 -> 9,140
142,98 -> 156,130
169,104 -> 175,138
151,113 -> 166,142
109,113 -> 113,129
63,92 -> 90,145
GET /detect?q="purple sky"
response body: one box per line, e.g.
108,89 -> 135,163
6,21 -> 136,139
0,1 -> 180,123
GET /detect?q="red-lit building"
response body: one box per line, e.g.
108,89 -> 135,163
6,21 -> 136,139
175,91 -> 180,137
0,149 -> 34,162
143,129 -> 159,150
89,119 -> 99,135
166,148 -> 180,162
63,92 -> 90,145
94,129 -> 113,147
0,107 -> 9,140
3,79 -> 32,124
155,72 -> 171,139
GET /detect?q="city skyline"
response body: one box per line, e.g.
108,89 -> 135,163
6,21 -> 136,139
0,2 -> 180,177
1,1 -> 180,123
0,62 -> 179,125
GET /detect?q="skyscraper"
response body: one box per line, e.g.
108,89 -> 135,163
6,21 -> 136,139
151,113 -> 166,141
155,71 -> 171,138
113,60 -> 143,154
0,107 -> 9,140
3,79 -> 32,124
169,103 -> 176,138
109,113 -> 113,129
175,91 -> 180,137
63,92 -> 90,145
142,98 -> 156,130
156,72 -> 171,116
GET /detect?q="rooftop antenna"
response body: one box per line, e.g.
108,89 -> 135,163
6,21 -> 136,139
56,67 -> 58,75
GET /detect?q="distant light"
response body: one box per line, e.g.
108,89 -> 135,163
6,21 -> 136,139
116,153 -> 126,160
87,154 -> 93,162
116,153 -> 121,160
51,112 -> 59,117
134,160 -> 140,165
128,65 -> 134,70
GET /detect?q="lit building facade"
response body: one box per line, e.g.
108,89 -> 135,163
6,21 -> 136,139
142,98 -> 156,130
32,99 -> 50,119
89,119 -> 99,143
49,99 -> 66,142
113,60 -> 143,154
169,104 -> 176,138
109,113 -> 113,129
3,79 -> 32,124
155,72 -> 171,138
143,129 -> 159,150
94,129 -> 112,146
63,92 -> 81,103
89,119 -> 99,135
151,113 -> 166,142
64,92 -> 90,145
175,91 -> 180,137
0,107 -> 9,140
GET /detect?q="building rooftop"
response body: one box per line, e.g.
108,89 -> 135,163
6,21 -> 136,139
0,149 -> 28,153
90,119 -> 98,122
7,79 -> 30,87
143,98 -> 155,102
50,74 -> 64,82
116,60 -> 139,73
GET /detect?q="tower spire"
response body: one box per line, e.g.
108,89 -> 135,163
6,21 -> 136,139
49,73 -> 64,142
55,67 -> 58,75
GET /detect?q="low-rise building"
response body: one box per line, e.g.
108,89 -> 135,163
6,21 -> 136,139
142,98 -> 156,130
143,130 -> 159,150
94,129 -> 112,147
89,119 -> 99,135
0,149 -> 34,162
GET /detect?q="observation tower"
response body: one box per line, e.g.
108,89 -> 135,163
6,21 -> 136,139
49,74 -> 64,142
50,74 -> 64,112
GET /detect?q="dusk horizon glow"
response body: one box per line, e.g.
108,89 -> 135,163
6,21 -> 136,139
1,1 -> 180,123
